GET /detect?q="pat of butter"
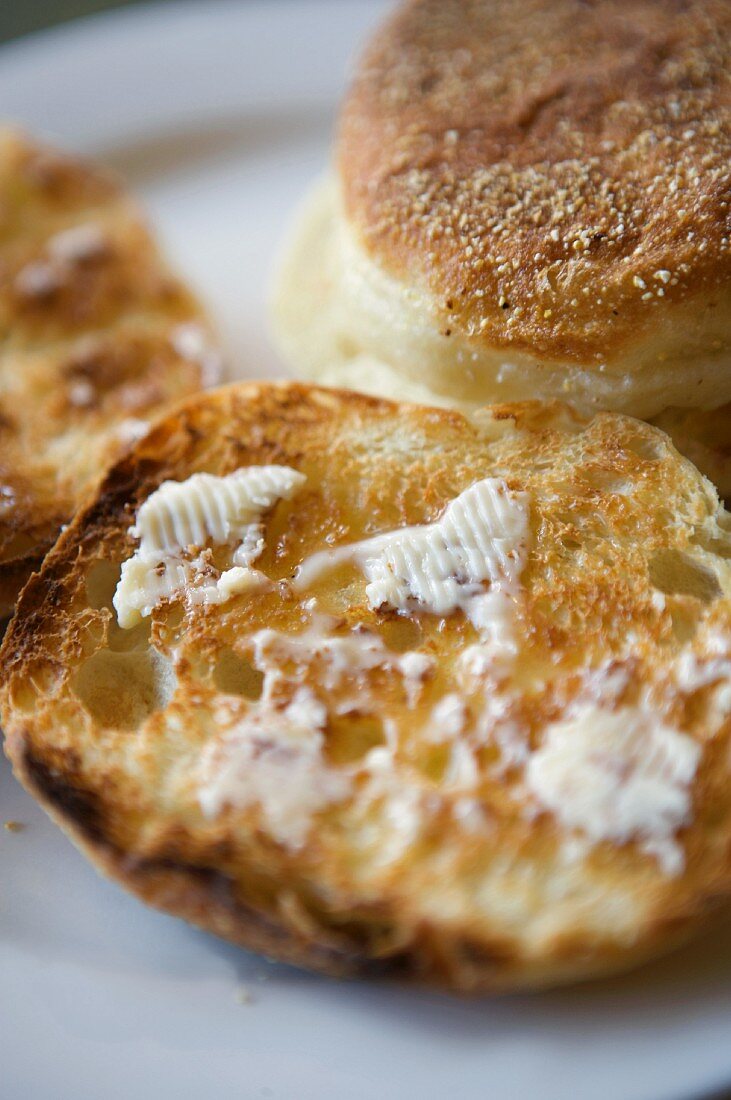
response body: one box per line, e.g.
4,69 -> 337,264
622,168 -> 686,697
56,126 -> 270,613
526,705 -> 701,875
294,479 -> 529,668
114,465 -> 305,627
295,478 -> 529,615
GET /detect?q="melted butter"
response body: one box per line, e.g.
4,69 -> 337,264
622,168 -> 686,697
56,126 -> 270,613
114,465 -> 305,627
526,705 -> 701,875
198,686 -> 349,847
249,620 -> 434,706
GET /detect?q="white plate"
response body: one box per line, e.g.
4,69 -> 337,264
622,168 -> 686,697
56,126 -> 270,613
1,4 -> 730,1098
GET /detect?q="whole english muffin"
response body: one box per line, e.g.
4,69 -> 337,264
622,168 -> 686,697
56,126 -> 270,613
272,0 -> 731,495
0,129 -> 220,616
2,381 -> 731,992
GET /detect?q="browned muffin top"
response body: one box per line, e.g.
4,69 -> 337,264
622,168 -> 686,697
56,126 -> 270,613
339,0 -> 731,363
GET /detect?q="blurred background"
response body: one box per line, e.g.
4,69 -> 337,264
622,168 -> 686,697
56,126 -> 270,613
1,1 -> 151,43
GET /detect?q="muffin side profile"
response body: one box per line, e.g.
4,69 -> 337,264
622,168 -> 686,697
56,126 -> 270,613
272,0 -> 731,493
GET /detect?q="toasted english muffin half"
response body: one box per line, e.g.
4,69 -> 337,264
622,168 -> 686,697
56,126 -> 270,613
2,382 -> 731,992
0,129 -> 221,616
272,0 -> 731,493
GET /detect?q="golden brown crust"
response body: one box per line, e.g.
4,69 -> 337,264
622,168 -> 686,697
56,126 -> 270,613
0,129 -> 219,616
2,382 -> 731,992
9,731 -> 726,991
338,0 -> 731,365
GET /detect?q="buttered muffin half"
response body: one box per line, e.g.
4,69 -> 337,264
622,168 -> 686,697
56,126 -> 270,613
0,129 -> 220,616
3,382 -> 731,992
272,0 -> 731,495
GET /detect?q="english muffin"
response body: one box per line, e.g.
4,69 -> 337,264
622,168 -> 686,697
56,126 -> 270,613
0,129 -> 220,616
272,0 -> 731,494
2,382 -> 731,992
